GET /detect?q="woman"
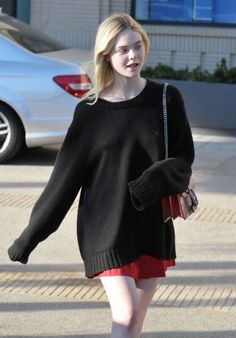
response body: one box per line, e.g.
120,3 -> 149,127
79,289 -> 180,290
8,13 -> 194,338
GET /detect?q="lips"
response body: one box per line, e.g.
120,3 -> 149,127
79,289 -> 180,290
126,63 -> 139,68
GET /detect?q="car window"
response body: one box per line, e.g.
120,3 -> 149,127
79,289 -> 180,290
0,15 -> 66,53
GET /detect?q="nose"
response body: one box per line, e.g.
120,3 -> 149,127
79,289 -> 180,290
128,48 -> 136,60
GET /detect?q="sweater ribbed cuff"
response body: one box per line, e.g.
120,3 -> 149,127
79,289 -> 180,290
128,175 -> 156,211
8,237 -> 37,264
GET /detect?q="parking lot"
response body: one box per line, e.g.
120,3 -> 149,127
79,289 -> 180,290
0,127 -> 236,337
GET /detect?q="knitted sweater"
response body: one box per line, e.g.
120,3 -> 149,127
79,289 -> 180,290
8,80 -> 194,277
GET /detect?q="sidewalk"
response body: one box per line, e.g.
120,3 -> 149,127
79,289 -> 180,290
0,127 -> 236,337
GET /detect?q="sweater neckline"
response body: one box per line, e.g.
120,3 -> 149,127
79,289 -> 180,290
97,79 -> 150,108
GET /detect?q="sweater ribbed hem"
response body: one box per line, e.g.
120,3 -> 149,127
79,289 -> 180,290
84,249 -> 139,277
127,175 -> 156,210
84,248 -> 177,277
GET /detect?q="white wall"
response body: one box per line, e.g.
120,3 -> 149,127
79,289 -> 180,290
31,0 -> 100,48
145,24 -> 236,72
30,0 -> 132,49
30,0 -> 236,72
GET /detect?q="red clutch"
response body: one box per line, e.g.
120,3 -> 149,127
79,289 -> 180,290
161,188 -> 198,223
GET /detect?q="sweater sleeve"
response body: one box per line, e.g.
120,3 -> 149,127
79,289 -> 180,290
8,103 -> 86,263
128,85 -> 194,211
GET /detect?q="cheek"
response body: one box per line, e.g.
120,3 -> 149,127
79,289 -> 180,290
139,49 -> 146,61
109,56 -> 116,70
110,55 -> 126,68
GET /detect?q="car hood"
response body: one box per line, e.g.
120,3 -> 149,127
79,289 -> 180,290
40,48 -> 94,80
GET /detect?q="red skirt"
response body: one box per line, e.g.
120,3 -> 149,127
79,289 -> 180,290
92,255 -> 175,279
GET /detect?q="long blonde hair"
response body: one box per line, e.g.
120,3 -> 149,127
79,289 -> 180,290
84,13 -> 150,104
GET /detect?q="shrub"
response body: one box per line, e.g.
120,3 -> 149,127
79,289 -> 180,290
142,58 -> 236,83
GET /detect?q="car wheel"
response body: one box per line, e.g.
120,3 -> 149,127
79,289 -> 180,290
0,104 -> 25,163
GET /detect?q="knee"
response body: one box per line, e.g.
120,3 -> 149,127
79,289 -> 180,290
124,307 -> 139,329
113,306 -> 139,331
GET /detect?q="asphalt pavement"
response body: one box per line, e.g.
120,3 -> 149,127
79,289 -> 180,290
0,127 -> 236,338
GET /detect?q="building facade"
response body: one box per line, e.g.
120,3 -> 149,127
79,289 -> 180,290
3,0 -> 236,73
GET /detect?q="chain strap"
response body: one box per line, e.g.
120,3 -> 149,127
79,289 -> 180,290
162,83 -> 169,159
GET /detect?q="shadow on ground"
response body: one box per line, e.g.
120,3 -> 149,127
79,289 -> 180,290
4,146 -> 59,166
1,331 -> 235,338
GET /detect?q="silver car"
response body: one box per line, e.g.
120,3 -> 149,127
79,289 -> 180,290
0,13 -> 92,163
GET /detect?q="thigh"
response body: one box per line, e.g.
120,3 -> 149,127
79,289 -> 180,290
135,278 -> 159,336
135,278 -> 159,310
100,276 -> 138,319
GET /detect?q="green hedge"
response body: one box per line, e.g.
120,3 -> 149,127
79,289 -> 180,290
142,58 -> 236,84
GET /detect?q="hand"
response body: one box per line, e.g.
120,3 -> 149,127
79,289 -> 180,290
8,239 -> 30,264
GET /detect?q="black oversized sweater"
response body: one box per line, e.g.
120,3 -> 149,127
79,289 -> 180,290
8,80 -> 194,277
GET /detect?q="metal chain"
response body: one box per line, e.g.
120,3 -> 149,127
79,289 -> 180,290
162,83 -> 169,159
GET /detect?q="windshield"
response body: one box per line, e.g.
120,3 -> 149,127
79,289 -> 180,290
0,14 -> 66,53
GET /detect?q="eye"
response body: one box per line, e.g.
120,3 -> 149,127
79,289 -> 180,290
135,44 -> 142,50
118,47 -> 129,54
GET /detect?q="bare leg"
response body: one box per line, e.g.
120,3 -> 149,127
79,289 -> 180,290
100,276 -> 159,338
100,276 -> 139,338
135,278 -> 159,337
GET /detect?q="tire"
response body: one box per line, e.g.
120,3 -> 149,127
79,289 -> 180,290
0,104 -> 25,163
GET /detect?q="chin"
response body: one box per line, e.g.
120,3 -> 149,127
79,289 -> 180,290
124,71 -> 141,78
128,74 -> 140,79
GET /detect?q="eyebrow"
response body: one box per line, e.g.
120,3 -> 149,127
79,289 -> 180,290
116,40 -> 143,49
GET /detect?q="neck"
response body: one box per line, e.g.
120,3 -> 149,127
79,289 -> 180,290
106,76 -> 146,101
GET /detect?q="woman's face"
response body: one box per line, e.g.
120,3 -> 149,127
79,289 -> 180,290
108,29 -> 146,80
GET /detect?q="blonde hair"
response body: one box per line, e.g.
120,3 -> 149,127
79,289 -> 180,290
84,13 -> 150,104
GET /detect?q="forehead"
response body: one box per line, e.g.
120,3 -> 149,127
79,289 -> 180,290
114,29 -> 143,47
